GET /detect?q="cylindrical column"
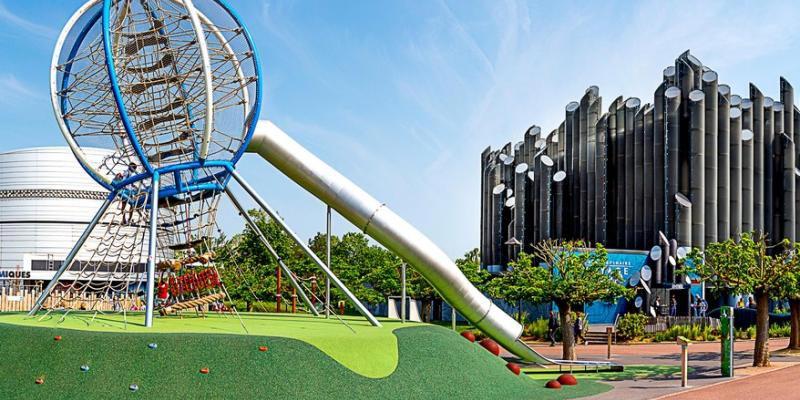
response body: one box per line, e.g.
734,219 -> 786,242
607,97 -> 622,247
145,173 -> 160,328
654,84 -> 666,242
702,71 -> 719,244
665,87 -> 682,239
616,100 -> 627,246
587,96 -> 601,243
565,101 -> 579,239
781,78 -> 794,143
774,103 -> 786,240
514,163 -> 528,246
779,133 -> 796,241
553,168 -> 565,240
764,97 -> 775,242
644,106 -> 655,245
634,104 -> 645,249
689,90 -> 705,249
730,107 -> 743,239
326,206 -> 332,318
626,97 -> 641,248
751,85 -> 765,234
742,100 -> 754,232
491,183 -> 506,268
795,107 -> 800,241
676,193 -> 692,270
596,114 -> 609,244
718,85 -> 731,241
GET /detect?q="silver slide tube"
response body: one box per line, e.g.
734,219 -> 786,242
228,168 -> 381,327
225,187 -> 319,317
29,193 -> 116,315
246,120 -> 544,362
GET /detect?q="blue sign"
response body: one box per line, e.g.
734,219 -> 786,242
585,251 -> 648,324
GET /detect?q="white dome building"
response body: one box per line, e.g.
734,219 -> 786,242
0,147 -> 136,288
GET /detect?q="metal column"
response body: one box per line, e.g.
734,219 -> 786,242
145,173 -> 160,328
689,90 -> 705,248
229,169 -> 381,327
718,85 -> 731,241
730,107 -> 743,238
702,71 -> 719,244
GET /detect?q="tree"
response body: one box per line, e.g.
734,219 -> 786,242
489,240 -> 632,360
685,232 -> 800,366
214,210 -> 298,310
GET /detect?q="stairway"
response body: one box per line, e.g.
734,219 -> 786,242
583,324 -> 615,345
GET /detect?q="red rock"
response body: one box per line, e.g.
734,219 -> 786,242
199,367 -> 209,374
35,378 -> 44,385
545,379 -> 562,389
557,373 -> 578,385
460,331 -> 476,342
506,362 -> 521,375
258,346 -> 268,352
479,338 -> 501,356
54,336 -> 62,341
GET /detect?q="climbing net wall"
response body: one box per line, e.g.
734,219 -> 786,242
35,0 -> 262,324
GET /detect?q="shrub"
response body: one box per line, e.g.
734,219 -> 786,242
769,323 -> 790,338
524,318 -> 549,340
652,324 -> 720,342
617,313 -> 649,341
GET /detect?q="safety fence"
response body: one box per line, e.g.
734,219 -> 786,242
0,286 -> 141,312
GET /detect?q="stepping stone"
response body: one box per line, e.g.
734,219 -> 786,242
80,365 -> 90,372
258,346 -> 268,352
199,367 -> 209,374
129,384 -> 139,392
148,343 -> 158,349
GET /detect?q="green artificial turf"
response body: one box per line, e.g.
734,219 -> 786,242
524,364 -> 685,382
0,316 -> 611,399
0,312 -> 408,378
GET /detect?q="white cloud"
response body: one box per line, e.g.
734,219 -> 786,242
0,1 -> 57,40
0,74 -> 41,104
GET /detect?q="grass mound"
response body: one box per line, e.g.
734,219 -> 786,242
0,314 -> 610,399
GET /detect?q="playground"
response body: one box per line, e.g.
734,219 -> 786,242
2,1 -> 800,399
0,312 -> 611,399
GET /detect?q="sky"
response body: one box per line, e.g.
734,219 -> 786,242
2,1 -> 800,258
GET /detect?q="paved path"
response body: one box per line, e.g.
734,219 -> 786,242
660,363 -> 800,400
504,338 -> 800,400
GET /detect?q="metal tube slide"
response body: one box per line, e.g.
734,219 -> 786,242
247,120 -> 547,363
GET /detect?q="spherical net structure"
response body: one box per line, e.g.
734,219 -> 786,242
40,0 -> 262,314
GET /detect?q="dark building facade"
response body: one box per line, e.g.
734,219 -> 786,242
480,51 -> 798,281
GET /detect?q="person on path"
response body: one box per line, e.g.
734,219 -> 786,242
574,313 -> 585,345
669,295 -> 677,317
548,311 -> 559,346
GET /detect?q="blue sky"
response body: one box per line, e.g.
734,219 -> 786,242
2,1 -> 800,258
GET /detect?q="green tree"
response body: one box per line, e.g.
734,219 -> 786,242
489,240 -> 632,360
214,210 -> 302,311
685,232 -> 800,367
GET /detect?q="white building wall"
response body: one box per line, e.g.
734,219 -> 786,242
0,147 -> 116,282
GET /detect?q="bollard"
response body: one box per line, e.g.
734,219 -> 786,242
721,306 -> 734,377
677,335 -> 692,387
606,326 -> 613,359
